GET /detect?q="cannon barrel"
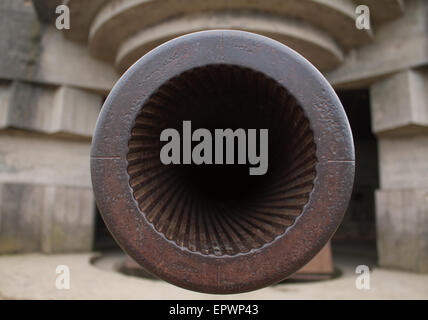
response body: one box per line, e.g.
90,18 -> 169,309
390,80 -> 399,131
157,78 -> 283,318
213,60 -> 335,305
91,30 -> 355,294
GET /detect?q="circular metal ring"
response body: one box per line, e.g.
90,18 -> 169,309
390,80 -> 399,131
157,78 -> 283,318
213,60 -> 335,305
91,30 -> 355,294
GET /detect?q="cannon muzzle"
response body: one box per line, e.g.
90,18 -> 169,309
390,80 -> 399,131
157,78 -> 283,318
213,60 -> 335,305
91,30 -> 354,294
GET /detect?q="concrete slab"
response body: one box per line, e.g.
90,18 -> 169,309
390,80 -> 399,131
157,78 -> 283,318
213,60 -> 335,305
0,251 -> 427,299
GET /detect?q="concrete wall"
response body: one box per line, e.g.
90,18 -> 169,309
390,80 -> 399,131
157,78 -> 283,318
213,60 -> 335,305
0,1 -> 107,253
370,68 -> 428,273
0,82 -> 100,253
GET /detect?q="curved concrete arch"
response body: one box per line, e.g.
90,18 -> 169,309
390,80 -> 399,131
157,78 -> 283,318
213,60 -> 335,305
89,0 -> 371,62
64,0 -> 109,42
115,12 -> 344,73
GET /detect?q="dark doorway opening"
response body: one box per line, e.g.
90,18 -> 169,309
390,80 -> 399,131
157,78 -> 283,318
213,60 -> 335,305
332,89 -> 379,262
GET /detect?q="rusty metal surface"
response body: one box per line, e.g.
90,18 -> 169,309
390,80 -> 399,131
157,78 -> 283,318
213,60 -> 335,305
91,30 -> 355,294
288,242 -> 335,281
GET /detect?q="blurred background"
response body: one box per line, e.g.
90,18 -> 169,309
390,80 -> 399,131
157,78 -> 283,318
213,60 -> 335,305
0,0 -> 427,299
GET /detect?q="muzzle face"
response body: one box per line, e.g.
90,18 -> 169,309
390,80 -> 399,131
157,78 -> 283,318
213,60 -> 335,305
91,30 -> 355,294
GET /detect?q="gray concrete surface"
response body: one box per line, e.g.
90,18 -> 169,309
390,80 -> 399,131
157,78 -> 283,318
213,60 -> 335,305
0,250 -> 427,300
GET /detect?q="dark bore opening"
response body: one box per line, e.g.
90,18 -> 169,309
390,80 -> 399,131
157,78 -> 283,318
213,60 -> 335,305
127,64 -> 317,256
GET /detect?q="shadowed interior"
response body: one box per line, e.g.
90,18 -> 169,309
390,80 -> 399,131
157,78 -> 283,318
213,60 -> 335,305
127,64 -> 317,256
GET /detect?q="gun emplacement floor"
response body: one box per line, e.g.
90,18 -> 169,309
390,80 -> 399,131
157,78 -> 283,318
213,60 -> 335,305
0,246 -> 427,299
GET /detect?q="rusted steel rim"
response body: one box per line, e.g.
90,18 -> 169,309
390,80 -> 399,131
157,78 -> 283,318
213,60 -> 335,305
91,30 -> 355,294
